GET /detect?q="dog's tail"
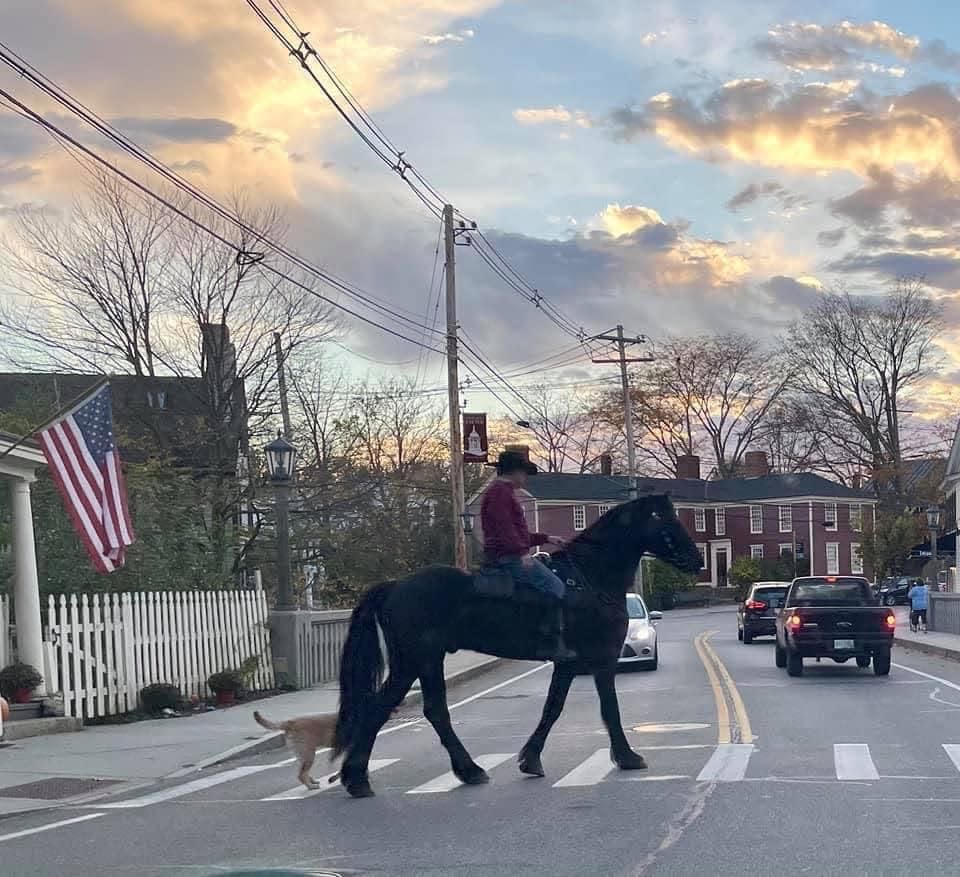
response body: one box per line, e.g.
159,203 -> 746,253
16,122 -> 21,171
253,710 -> 285,732
332,579 -> 396,759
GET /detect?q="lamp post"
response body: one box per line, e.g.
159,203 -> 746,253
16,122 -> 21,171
265,432 -> 297,611
460,509 -> 475,567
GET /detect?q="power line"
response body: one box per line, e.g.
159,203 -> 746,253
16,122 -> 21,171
0,48 -> 451,358
245,0 -> 594,345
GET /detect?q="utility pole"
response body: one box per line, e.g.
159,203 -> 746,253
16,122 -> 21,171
592,325 -> 652,500
443,204 -> 467,570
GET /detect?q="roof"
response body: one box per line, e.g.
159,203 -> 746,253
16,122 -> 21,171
0,372 -> 246,471
870,456 -> 945,499
518,472 -> 876,504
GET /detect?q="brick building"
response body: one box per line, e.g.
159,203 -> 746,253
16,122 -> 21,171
468,451 -> 878,586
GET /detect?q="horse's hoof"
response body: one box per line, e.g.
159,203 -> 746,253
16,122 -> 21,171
345,779 -> 375,798
518,752 -> 545,777
614,751 -> 648,771
458,764 -> 490,785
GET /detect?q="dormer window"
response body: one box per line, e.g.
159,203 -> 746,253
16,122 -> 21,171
147,390 -> 167,409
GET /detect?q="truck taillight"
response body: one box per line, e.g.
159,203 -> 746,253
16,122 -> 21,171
745,600 -> 768,610
788,614 -> 802,631
886,614 -> 896,629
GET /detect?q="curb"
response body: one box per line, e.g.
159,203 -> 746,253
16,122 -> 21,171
895,635 -> 960,663
177,655 -> 505,772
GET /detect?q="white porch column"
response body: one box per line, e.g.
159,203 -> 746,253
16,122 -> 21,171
955,489 -> 960,592
10,477 -> 45,695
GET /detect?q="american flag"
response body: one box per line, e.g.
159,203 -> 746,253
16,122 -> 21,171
37,384 -> 135,573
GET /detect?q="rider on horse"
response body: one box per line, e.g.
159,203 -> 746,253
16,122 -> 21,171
480,450 -> 576,660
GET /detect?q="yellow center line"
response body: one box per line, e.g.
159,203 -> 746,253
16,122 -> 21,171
694,632 -> 730,745
701,631 -> 755,745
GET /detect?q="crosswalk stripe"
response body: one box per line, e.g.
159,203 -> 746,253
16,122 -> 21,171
99,758 -> 295,808
262,759 -> 398,801
696,744 -> 754,782
834,744 -> 879,780
553,749 -> 615,788
407,753 -> 514,794
942,745 -> 960,773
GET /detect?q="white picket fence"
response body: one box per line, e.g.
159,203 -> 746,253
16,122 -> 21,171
45,589 -> 274,721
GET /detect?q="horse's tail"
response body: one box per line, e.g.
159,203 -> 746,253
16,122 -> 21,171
332,580 -> 396,759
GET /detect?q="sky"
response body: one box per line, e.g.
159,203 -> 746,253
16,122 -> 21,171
2,0 -> 960,427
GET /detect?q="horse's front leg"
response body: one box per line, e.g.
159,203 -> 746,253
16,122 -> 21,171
594,668 -> 647,770
518,664 -> 575,777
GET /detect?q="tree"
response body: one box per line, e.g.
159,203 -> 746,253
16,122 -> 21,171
729,556 -> 762,598
596,333 -> 789,477
786,279 -> 943,507
1,167 -> 338,578
644,558 -> 696,610
860,512 -> 924,578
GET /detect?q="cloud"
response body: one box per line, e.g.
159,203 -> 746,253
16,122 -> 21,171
641,31 -> 667,47
422,29 -> 474,45
762,274 -> 822,309
726,180 -> 811,212
817,227 -> 847,248
829,249 -> 960,289
0,163 -> 41,187
829,168 -> 960,230
610,79 -> 960,179
111,116 -> 237,144
513,105 -> 592,128
170,159 -> 210,175
755,20 -> 920,71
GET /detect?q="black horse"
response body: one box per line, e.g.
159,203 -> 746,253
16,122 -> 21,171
332,493 -> 702,798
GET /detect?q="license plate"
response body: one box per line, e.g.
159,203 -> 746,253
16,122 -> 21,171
834,639 -> 855,650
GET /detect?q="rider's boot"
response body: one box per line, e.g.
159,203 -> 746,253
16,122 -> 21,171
536,606 -> 577,662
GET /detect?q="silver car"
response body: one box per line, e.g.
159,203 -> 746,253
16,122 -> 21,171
619,593 -> 662,670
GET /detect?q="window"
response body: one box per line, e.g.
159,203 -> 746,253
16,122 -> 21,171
824,502 -> 838,531
750,505 -> 763,534
779,543 -> 793,558
826,542 -> 840,575
696,544 -> 707,570
779,505 -> 793,533
147,390 -> 167,409
849,504 -> 862,531
751,545 -> 764,560
598,504 -> 611,517
694,508 -> 706,532
851,543 -> 863,575
573,505 -> 586,531
715,507 -> 726,536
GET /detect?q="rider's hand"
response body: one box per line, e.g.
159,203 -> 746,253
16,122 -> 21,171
549,536 -> 566,547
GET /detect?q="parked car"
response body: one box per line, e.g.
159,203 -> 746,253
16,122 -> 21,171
619,593 -> 662,670
878,576 -> 922,606
737,582 -> 790,643
775,576 -> 895,677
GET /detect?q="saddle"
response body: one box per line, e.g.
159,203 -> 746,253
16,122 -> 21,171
472,554 -> 592,610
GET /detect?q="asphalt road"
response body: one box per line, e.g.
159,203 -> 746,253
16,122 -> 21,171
6,607 -> 960,876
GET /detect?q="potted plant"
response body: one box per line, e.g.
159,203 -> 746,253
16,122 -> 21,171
0,662 -> 43,704
207,669 -> 244,706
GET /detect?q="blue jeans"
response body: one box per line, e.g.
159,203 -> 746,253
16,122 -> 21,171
493,556 -> 565,600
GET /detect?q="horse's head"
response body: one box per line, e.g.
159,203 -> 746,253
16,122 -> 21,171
602,494 -> 702,575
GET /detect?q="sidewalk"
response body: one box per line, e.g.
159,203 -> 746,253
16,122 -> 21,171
0,650 -> 500,818
893,606 -> 960,661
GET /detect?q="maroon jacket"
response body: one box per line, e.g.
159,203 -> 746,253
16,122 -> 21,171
481,478 -> 548,561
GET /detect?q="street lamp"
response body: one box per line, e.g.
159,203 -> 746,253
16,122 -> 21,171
459,509 -> 475,535
927,504 -> 942,563
265,432 -> 297,610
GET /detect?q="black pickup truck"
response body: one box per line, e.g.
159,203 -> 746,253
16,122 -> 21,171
775,576 -> 895,677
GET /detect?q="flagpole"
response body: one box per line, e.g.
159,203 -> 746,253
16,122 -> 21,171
0,376 -> 110,462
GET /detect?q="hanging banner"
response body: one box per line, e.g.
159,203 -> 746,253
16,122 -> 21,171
462,412 -> 488,463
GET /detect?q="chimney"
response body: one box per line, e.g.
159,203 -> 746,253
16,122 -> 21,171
742,450 -> 770,478
505,444 -> 530,462
599,453 -> 613,476
676,454 -> 701,480
851,473 -> 862,490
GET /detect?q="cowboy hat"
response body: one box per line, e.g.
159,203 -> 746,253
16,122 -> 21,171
488,449 -> 538,475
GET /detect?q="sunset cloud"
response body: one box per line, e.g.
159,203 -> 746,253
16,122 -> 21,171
513,105 -> 592,128
726,180 -> 811,212
756,20 -> 920,71
422,29 -> 475,45
611,79 -> 960,179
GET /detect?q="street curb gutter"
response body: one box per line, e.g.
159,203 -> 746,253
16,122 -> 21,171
172,655 -> 505,774
895,635 -> 960,663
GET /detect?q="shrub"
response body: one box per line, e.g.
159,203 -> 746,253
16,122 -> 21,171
207,669 -> 244,694
644,558 -> 696,610
140,683 -> 181,713
0,662 -> 43,697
